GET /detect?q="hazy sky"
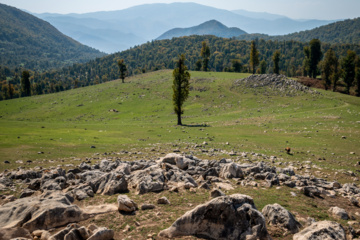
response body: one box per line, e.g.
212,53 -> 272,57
0,0 -> 359,20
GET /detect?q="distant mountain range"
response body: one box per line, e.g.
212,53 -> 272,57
156,20 -> 247,40
0,3 -> 105,70
33,2 -> 335,53
237,17 -> 360,44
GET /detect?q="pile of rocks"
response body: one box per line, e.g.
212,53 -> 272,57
0,152 -> 358,239
234,74 -> 319,95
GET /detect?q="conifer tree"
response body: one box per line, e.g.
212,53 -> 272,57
21,70 -> 31,97
321,48 -> 338,90
250,40 -> 259,74
117,59 -> 127,83
342,50 -> 356,94
273,50 -> 280,74
200,41 -> 210,72
308,39 -> 322,78
260,60 -> 267,74
172,54 -> 190,125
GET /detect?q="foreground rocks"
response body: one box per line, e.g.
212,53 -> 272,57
159,194 -> 271,240
0,152 -> 359,239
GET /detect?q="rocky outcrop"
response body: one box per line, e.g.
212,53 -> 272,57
293,221 -> 346,240
234,74 -> 318,96
159,194 -> 271,240
262,203 -> 302,233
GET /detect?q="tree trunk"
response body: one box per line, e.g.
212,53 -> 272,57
177,112 -> 182,125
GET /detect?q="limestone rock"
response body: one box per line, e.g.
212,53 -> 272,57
128,165 -> 166,194
117,195 -> 138,212
88,227 -> 114,240
328,206 -> 349,220
0,227 -> 32,240
210,188 -> 226,198
159,194 -> 271,240
157,197 -> 170,205
0,192 -> 87,232
219,163 -> 244,179
293,221 -> 346,240
262,203 -> 302,233
141,204 -> 156,210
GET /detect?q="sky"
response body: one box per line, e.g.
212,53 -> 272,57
0,0 -> 359,20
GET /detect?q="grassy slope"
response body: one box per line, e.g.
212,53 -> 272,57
0,70 -> 359,173
1,70 -> 360,239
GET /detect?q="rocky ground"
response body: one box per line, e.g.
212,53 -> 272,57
1,151 -> 360,240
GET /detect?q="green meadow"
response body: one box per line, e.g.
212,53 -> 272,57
0,70 -> 359,174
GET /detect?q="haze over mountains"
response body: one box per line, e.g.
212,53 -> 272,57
34,2 -> 335,53
156,20 -> 247,40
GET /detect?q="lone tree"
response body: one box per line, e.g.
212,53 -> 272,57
321,48 -> 338,90
250,40 -> 259,74
117,59 -> 127,83
21,70 -> 31,97
273,50 -> 280,74
200,41 -> 210,72
342,50 -> 356,94
172,54 -> 190,125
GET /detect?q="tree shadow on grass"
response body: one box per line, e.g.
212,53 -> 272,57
182,124 -> 210,128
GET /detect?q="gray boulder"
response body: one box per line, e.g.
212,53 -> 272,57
262,203 -> 302,233
92,172 -> 128,195
73,184 -> 94,200
293,221 -> 346,240
328,206 -> 349,220
157,197 -> 170,205
0,227 -> 32,240
164,167 -> 197,189
128,165 -> 166,194
41,176 -> 67,191
88,227 -> 114,240
210,189 -> 226,198
219,163 -> 244,179
117,195 -> 138,213
0,192 -> 87,232
159,194 -> 271,240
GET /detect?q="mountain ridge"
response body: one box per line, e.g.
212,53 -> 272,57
237,17 -> 360,44
33,2 -> 335,53
156,20 -> 247,40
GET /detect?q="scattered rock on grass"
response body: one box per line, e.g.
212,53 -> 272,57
328,206 -> 349,220
293,221 -> 346,240
262,203 -> 302,233
159,194 -> 271,240
117,195 -> 138,213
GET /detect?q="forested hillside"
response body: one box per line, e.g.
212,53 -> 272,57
237,18 -> 360,44
2,35 -> 359,100
0,3 -> 105,71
